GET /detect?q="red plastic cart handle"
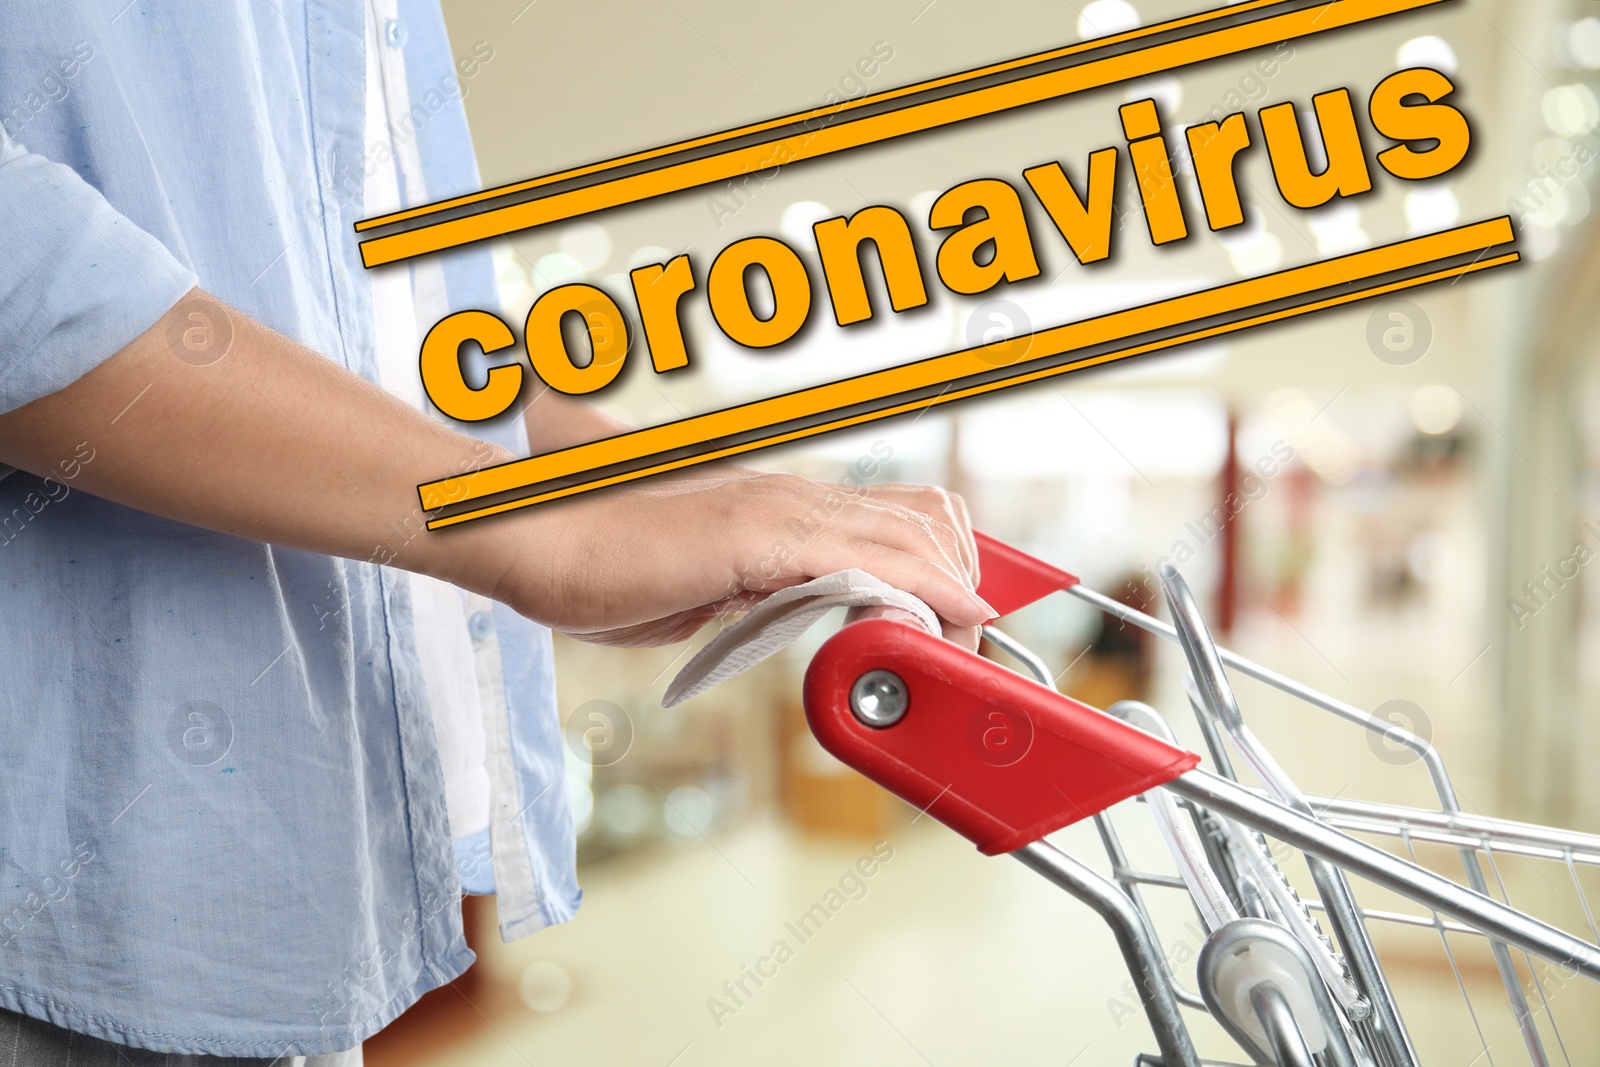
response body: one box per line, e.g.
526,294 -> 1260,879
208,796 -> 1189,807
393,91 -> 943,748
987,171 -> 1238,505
974,531 -> 1080,617
803,616 -> 1200,855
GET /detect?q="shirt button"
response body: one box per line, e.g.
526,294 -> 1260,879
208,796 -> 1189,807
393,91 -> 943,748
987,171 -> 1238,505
468,611 -> 494,641
384,18 -> 408,48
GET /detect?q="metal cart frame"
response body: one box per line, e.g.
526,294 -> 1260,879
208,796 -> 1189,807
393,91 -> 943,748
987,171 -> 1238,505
801,534 -> 1600,1065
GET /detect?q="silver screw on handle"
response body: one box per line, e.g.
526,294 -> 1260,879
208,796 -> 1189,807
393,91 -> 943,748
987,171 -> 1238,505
849,670 -> 908,728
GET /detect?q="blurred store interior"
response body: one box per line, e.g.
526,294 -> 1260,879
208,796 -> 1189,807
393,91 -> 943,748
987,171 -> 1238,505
368,0 -> 1600,1062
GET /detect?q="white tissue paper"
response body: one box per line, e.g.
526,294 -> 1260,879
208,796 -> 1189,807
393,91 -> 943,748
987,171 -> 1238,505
662,569 -> 940,707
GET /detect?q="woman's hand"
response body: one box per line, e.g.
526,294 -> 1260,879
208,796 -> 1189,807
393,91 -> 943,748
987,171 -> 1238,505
847,481 -> 981,650
484,471 -> 993,648
514,394 -> 986,647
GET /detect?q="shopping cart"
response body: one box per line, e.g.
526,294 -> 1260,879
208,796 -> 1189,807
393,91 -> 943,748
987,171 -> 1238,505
801,533 -> 1600,1066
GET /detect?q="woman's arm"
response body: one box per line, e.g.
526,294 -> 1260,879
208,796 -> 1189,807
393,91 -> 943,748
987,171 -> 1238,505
0,291 -> 991,645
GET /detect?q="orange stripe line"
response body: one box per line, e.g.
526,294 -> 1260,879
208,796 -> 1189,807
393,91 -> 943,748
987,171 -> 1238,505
426,252 -> 1517,528
354,0 -> 1286,232
360,0 -> 1445,265
418,219 -> 1516,525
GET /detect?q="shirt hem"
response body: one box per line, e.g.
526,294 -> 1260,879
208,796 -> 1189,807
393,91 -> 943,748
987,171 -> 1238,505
498,886 -> 582,943
0,940 -> 476,1058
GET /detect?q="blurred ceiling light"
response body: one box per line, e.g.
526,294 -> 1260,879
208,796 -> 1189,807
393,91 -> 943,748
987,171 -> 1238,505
492,244 -> 535,309
597,401 -> 633,425
498,278 -> 536,312
558,221 -> 612,272
1396,35 -> 1457,74
1237,414 -> 1285,468
1265,388 -> 1316,425
1513,142 -> 1589,227
1569,17 -> 1600,69
628,245 -> 673,270
1229,232 -> 1284,275
781,200 -> 833,246
1213,206 -> 1284,275
1306,202 -> 1368,255
1306,446 -> 1359,485
1409,384 -> 1463,435
663,785 -> 715,836
958,390 -> 1228,480
1214,205 -> 1267,251
518,963 -> 573,1013
1541,138 -> 1597,225
1516,178 -> 1573,228
492,242 -> 526,285
1542,83 -> 1600,137
798,418 -> 948,465
1533,135 -> 1580,173
1524,223 -> 1562,261
645,401 -> 684,425
1078,0 -> 1139,39
532,251 -> 586,289
597,783 -> 653,838
1263,387 -> 1360,484
1127,75 -> 1182,116
1403,184 -> 1460,234
1565,180 -> 1591,226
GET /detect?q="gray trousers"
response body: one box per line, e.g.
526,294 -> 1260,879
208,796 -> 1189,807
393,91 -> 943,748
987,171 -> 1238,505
0,1007 -> 363,1066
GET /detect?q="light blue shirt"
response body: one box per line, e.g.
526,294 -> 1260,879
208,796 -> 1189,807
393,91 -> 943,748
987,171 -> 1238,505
0,1 -> 580,1056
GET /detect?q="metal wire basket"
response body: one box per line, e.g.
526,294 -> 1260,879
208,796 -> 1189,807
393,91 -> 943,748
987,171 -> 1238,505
800,533 -> 1600,1065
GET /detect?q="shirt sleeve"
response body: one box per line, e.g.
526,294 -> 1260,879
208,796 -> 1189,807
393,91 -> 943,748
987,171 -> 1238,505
0,129 -> 198,415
